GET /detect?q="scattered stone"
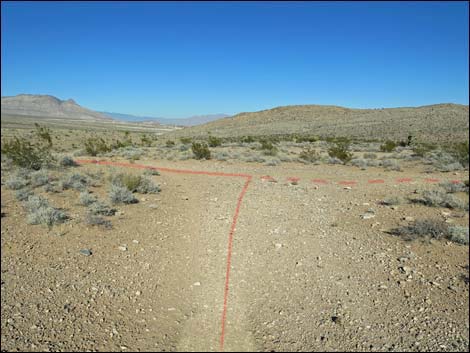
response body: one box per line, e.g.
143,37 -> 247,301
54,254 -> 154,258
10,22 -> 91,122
79,249 -> 92,256
403,216 -> 415,222
399,266 -> 411,274
148,204 -> 158,209
118,245 -> 128,252
132,240 -> 139,244
361,213 -> 375,220
275,243 -> 283,249
135,291 -> 141,296
193,282 -> 201,287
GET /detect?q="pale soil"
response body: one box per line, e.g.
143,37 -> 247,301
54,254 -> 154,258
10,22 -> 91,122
1,158 -> 469,352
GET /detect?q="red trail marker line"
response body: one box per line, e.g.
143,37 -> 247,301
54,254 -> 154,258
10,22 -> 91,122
338,180 -> 357,186
424,178 -> 440,183
368,179 -> 385,184
75,159 -> 251,352
397,177 -> 413,183
312,178 -> 328,184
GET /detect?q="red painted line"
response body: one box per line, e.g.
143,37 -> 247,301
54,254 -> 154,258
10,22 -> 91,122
287,177 -> 300,183
75,159 -> 250,352
219,176 -> 252,351
424,178 -> 440,183
397,178 -> 413,183
338,180 -> 357,186
451,180 -> 463,184
368,179 -> 385,184
260,175 -> 276,182
312,178 -> 328,184
76,159 -> 251,178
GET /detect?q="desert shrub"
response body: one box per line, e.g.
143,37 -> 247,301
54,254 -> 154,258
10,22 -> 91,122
43,182 -> 60,193
136,177 -> 161,194
328,142 -> 352,163
24,195 -> 68,227
448,226 -> 469,245
215,151 -> 229,161
110,173 -> 142,192
447,141 -> 469,168
363,153 -> 377,159
140,134 -> 152,147
1,136 -> 54,170
328,157 -> 344,165
166,140 -> 176,147
143,168 -> 160,176
34,123 -> 53,147
60,173 -> 89,191
351,158 -> 368,169
15,189 -> 33,201
85,213 -> 112,229
118,147 -> 143,160
109,184 -> 138,204
412,189 -> 467,209
84,137 -> 111,156
380,140 -> 397,153
179,144 -> 190,152
192,142 -> 211,160
412,143 -> 437,157
299,147 -> 320,163
6,174 -> 30,190
390,219 -> 449,241
208,136 -> 222,147
180,137 -> 192,144
439,181 -> 467,194
31,170 -> 50,187
88,201 -> 117,216
79,191 -> 97,206
382,159 -> 401,171
241,136 -> 255,143
295,135 -> 317,143
259,140 -> 278,156
60,156 -> 78,167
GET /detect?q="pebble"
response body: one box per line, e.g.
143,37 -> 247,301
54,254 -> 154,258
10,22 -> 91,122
79,249 -> 92,256
118,245 -> 128,252
361,213 -> 375,220
193,282 -> 201,287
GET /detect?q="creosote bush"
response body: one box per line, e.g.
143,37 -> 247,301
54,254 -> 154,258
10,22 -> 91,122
299,147 -> 320,163
208,136 -> 222,147
380,140 -> 397,153
1,136 -> 54,170
192,142 -> 211,160
84,137 -> 111,156
328,142 -> 352,163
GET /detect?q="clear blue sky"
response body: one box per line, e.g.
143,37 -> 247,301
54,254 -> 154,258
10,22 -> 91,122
1,1 -> 468,118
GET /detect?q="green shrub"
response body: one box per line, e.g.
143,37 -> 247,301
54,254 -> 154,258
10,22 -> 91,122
111,173 -> 142,192
180,137 -> 192,144
192,142 -> 211,160
328,142 -> 352,163
241,136 -> 255,143
448,141 -> 469,167
84,137 -> 111,156
380,140 -> 397,152
1,136 -> 54,170
260,140 -> 278,156
34,123 -> 53,147
208,136 -> 222,147
166,140 -> 176,147
299,147 -> 320,163
24,195 -> 68,228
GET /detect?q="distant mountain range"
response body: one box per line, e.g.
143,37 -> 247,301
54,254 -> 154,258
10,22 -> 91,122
0,94 -> 230,126
1,94 -> 112,121
100,111 -> 231,126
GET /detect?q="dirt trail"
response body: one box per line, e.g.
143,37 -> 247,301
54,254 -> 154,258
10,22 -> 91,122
1,159 -> 469,352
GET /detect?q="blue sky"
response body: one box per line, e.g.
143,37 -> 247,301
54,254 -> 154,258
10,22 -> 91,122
1,1 -> 468,118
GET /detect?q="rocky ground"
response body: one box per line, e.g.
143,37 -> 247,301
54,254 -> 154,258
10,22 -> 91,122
1,158 -> 469,352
